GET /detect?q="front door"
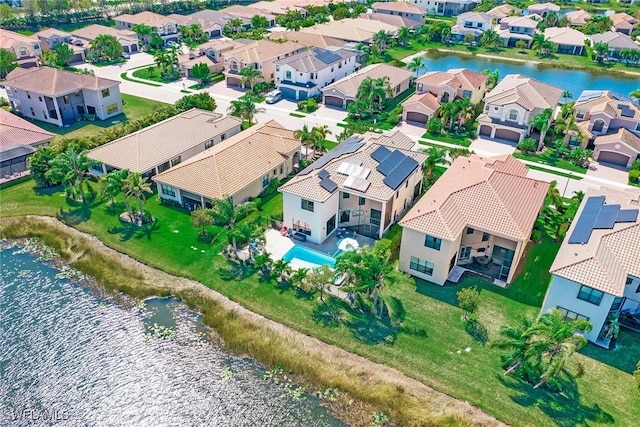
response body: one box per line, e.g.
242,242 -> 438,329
493,245 -> 515,281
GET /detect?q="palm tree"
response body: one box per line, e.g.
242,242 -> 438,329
561,90 -> 573,104
479,29 -> 502,51
422,146 -> 449,179
227,96 -> 265,125
357,77 -> 392,112
228,18 -> 244,34
406,56 -> 426,76
396,26 -> 411,47
123,172 -> 152,223
45,145 -> 92,202
592,41 -> 609,62
132,23 -> 154,47
312,125 -> 332,153
546,180 -> 563,208
452,97 -> 472,130
100,169 -> 128,205
439,101 -> 459,131
531,33 -> 546,55
294,124 -> 315,158
530,108 -> 554,151
372,30 -> 391,53
491,316 -> 538,378
482,69 -> 499,89
239,66 -> 263,89
210,197 -> 257,253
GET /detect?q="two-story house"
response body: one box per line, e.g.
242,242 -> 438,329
88,109 -> 242,178
399,154 -> 548,286
114,11 -> 179,46
540,188 -> 640,349
274,47 -> 359,101
413,0 -> 478,17
371,1 -> 426,25
3,67 -> 122,127
0,29 -> 42,68
451,11 -> 493,41
218,5 -> 277,28
402,68 -> 487,125
279,131 -> 427,243
224,40 -> 305,88
497,15 -> 539,47
33,28 -> 85,63
477,74 -> 562,143
168,13 -> 223,39
71,24 -> 140,54
180,39 -> 242,76
590,31 -> 640,61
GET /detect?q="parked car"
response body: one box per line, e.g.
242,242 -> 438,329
265,90 -> 282,104
122,52 -> 130,59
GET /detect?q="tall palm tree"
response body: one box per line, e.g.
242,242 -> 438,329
372,30 -> 391,53
100,169 -> 128,205
561,90 -> 573,104
132,23 -> 154,47
45,145 -> 92,202
228,18 -> 244,34
227,96 -> 265,125
210,197 -> 257,253
482,68 -> 499,89
312,125 -> 332,152
530,108 -> 554,151
491,316 -> 537,378
124,172 -> 152,222
422,146 -> 449,179
357,77 -> 392,112
294,124 -> 315,157
407,56 -> 426,76
479,29 -> 501,50
546,180 -> 563,208
239,66 -> 263,89
396,26 -> 411,47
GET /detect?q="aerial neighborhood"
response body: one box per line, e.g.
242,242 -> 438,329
1,1 -> 640,426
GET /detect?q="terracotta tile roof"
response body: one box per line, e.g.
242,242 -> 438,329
225,39 -> 304,64
322,63 -> 413,100
4,66 -> 120,95
197,39 -> 242,52
88,109 -> 240,173
219,5 -> 276,21
550,188 -> 640,296
372,1 -> 425,14
358,13 -> 421,29
279,131 -> 426,203
487,4 -> 521,21
300,18 -> 399,43
527,2 -> 560,14
501,15 -> 539,28
168,13 -> 221,30
0,109 -> 53,149
591,31 -> 639,50
189,10 -> 238,26
0,29 -> 37,49
274,47 -> 356,73
565,10 -> 592,26
483,74 -> 562,111
178,54 -> 216,68
575,90 -> 640,121
400,155 -> 548,241
416,68 -> 487,92
594,128 -> 640,152
34,28 -> 71,39
114,11 -> 177,27
153,120 -> 300,200
251,1 -> 305,15
610,12 -> 637,29
456,11 -> 493,25
268,31 -> 345,48
544,27 -> 586,47
71,24 -> 138,44
402,92 -> 440,115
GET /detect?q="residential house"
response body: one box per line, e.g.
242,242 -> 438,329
189,10 -> 245,33
358,12 -> 422,30
565,10 -> 592,28
223,40 -> 305,87
299,18 -> 399,44
153,120 -> 301,209
183,39 -> 242,76
609,12 -> 638,36
477,74 -> 563,143
3,67 -> 122,127
525,2 -> 560,18
486,4 -> 521,23
219,5 -> 277,28
403,68 -> 487,124
322,63 -> 413,109
88,109 -> 242,178
540,188 -> 640,348
251,1 -> 307,17
168,13 -> 223,38
71,24 -> 140,54
498,15 -> 539,47
593,129 -> 640,168
33,28 -> 85,63
268,31 -> 345,49
543,27 -> 586,55
114,11 -> 179,46
178,55 -> 217,78
591,31 -> 640,61
279,131 -> 427,243
451,11 -> 493,41
0,109 -> 53,177
413,0 -> 478,17
0,29 -> 42,68
371,2 -> 426,25
274,47 -> 359,100
399,154 -> 548,285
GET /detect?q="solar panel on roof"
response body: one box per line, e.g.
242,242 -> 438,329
577,90 -> 603,102
617,208 -> 639,223
319,177 -> 338,193
377,150 -> 406,176
343,175 -> 370,192
315,48 -> 342,65
568,196 -> 604,244
383,156 -> 419,190
617,104 -> 635,118
318,169 -> 330,180
299,136 -> 364,175
371,145 -> 391,163
594,204 -> 620,229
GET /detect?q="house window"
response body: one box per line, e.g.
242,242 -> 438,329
42,110 -> 47,119
576,110 -> 585,119
424,234 -> 442,250
459,246 -> 471,259
273,169 -> 277,176
38,96 -> 42,102
26,91 -> 31,99
293,220 -> 311,235
370,209 -> 381,226
326,214 -> 336,234
409,256 -> 434,276
63,95 -> 70,104
161,184 -> 176,197
29,107 -> 35,116
508,109 -> 518,121
205,140 -> 215,149
610,297 -> 624,312
279,165 -> 283,174
482,232 -> 489,242
577,285 -> 604,306
170,156 -> 181,167
358,197 -> 365,206
626,276 -> 634,286
101,88 -> 110,97
592,119 -> 605,133
285,71 -> 291,79
301,199 -> 314,212
340,210 -> 349,222
417,83 -> 423,92
466,227 -> 474,235
462,90 -> 472,99
19,47 -> 28,57
556,307 -> 589,322
394,84 -> 400,94
106,103 -> 118,114
342,192 -> 350,199
221,133 -> 226,141
262,174 -> 269,188
636,122 -> 640,132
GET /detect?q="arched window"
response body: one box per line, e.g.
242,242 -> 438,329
508,110 -> 518,121
19,47 -> 28,57
441,92 -> 450,103
230,60 -> 238,71
592,119 -> 605,133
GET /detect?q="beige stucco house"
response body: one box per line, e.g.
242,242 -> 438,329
154,120 -> 301,208
565,10 -> 592,28
610,12 -> 638,36
543,27 -> 586,55
0,29 -> 42,68
372,1 -> 426,25
0,109 -> 53,177
399,154 -> 548,285
299,18 -> 399,44
114,11 -> 179,46
71,24 -> 140,54
593,128 -> 640,168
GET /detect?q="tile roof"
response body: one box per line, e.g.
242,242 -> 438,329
322,63 -> 413,100
565,10 -> 592,26
526,2 -> 560,13
0,109 -> 54,149
575,90 -> 640,121
279,131 -> 426,203
550,188 -> 640,296
34,28 -> 71,39
610,12 -> 637,29
4,66 -> 120,95
400,155 -> 548,241
483,74 -> 562,111
153,120 -> 300,200
268,31 -> 345,48
167,13 -> 221,30
456,11 -> 493,24
501,15 -> 540,28
416,68 -> 487,92
114,11 -> 177,26
594,128 -> 640,152
402,92 -> 440,115
358,12 -> 421,29
372,1 -> 425,14
219,5 -> 276,21
486,4 -> 521,20
88,109 -> 240,173
225,39 -> 304,64
274,47 -> 356,73
300,17 -> 399,43
71,24 -> 138,43
251,1 -> 305,15
189,9 -> 239,26
0,29 -> 37,49
544,27 -> 586,47
591,31 -> 639,50
197,39 -> 242,52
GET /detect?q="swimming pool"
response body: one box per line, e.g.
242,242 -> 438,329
282,246 -> 336,269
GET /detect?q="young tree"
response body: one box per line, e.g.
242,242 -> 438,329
456,286 -> 480,317
481,68 -> 499,89
592,42 -> 609,63
191,208 -> 214,236
427,117 -> 443,135
150,33 -> 164,50
396,26 -> 411,47
0,48 -> 18,79
227,95 -> 264,125
356,76 -> 392,112
43,51 -> 59,68
28,147 -> 58,188
190,62 -> 212,86
227,18 -> 244,35
515,40 -> 528,52
175,93 -> 217,112
88,34 -> 123,63
311,125 -> 332,153
209,197 -> 257,253
54,43 -> 75,66
406,56 -> 426,76
517,137 -> 537,154
123,172 -> 152,223
239,65 -> 263,89
100,168 -> 128,205
530,108 -> 554,151
372,30 -> 391,54
479,29 -> 502,51
46,145 -> 93,202
306,265 -> 334,302
294,124 -> 315,158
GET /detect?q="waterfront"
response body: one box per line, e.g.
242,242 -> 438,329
0,247 -> 345,427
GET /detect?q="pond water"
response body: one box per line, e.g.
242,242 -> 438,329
1,247 -> 346,427
419,51 -> 639,97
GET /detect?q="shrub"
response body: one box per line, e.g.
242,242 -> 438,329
631,159 -> 640,171
531,228 -> 543,242
629,169 -> 640,184
456,286 -> 480,315
517,137 -> 537,153
427,117 -> 443,134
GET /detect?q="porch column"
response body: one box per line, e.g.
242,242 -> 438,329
490,127 -> 496,139
200,195 -> 205,209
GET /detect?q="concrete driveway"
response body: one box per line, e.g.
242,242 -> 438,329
586,161 -> 631,184
469,137 -> 517,156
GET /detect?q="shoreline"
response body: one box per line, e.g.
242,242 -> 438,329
0,216 -> 506,427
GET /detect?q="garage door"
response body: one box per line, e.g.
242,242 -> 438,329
211,30 -> 221,37
280,87 -> 296,100
479,125 -> 492,137
324,95 -> 344,107
226,76 -> 241,87
297,90 -> 307,101
406,112 -> 428,124
130,44 -> 138,52
597,150 -> 630,167
494,128 -> 521,142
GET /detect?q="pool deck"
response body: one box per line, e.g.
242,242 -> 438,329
264,229 -> 375,262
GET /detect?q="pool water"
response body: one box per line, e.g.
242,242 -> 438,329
282,246 -> 336,269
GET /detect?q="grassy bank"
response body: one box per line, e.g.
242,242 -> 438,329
1,180 -> 638,426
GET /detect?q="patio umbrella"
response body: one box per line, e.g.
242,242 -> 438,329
338,238 -> 359,252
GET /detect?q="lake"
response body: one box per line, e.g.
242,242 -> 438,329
419,51 -> 639,97
0,246 -> 346,427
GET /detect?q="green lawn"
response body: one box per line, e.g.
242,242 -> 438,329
1,180 -> 638,426
513,148 -> 588,174
132,66 -> 178,84
422,130 -> 473,147
17,94 -> 168,143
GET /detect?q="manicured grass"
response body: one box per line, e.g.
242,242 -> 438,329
322,140 -> 338,151
289,112 -> 306,118
1,180 -> 638,426
16,94 -> 168,143
132,66 -> 178,83
120,72 -> 162,87
513,148 -> 587,174
526,164 -> 584,181
422,130 -> 473,147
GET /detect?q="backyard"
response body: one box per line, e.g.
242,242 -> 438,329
0,179 -> 638,426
